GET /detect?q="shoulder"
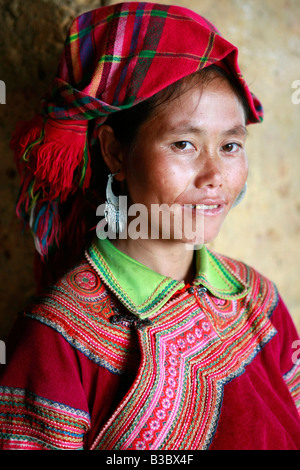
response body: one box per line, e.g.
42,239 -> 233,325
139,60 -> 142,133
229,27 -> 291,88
26,260 -> 138,374
210,249 -> 279,316
212,249 -> 277,290
29,259 -> 111,323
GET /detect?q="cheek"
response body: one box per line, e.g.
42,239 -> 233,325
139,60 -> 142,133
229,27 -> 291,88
125,151 -> 163,202
227,157 -> 248,195
240,158 -> 249,185
126,149 -> 185,203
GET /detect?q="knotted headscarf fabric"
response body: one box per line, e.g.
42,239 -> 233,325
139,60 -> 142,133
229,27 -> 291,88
11,2 -> 263,259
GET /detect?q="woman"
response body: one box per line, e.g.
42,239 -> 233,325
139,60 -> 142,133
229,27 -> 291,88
0,2 -> 299,450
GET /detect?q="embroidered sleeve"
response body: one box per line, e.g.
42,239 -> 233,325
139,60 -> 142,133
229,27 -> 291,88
283,362 -> 300,415
0,315 -> 92,449
0,387 -> 90,450
271,296 -> 300,416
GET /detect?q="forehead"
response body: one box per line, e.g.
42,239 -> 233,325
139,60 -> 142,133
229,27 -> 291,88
144,77 -> 247,134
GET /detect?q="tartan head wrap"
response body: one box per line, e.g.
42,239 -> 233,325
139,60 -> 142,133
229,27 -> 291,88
12,1 -> 263,262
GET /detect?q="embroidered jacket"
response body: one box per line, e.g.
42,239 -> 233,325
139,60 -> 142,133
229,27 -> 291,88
0,239 -> 299,450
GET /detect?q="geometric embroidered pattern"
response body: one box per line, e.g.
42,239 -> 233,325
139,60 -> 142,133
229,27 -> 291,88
283,362 -> 300,416
91,262 -> 279,449
0,386 -> 91,450
26,262 -> 140,376
23,251 -> 279,450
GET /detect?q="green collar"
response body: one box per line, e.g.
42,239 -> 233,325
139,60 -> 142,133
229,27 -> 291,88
86,238 -> 249,319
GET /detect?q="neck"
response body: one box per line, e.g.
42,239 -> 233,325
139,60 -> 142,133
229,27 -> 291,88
110,237 -> 196,284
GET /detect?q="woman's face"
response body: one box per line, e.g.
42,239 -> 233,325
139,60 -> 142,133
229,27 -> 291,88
122,77 -> 248,245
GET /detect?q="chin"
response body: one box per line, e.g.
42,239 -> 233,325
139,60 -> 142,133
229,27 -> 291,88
202,227 -> 224,245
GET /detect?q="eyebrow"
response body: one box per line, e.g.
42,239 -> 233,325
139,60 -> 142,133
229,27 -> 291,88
165,124 -> 248,137
221,125 -> 248,137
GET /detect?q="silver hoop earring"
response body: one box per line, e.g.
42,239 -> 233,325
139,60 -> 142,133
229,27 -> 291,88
232,182 -> 247,208
105,173 -> 127,233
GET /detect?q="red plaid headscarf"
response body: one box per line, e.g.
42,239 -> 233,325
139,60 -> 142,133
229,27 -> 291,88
12,2 -> 263,271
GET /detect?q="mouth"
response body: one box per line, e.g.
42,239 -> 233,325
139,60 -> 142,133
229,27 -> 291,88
184,203 -> 225,215
193,204 -> 219,210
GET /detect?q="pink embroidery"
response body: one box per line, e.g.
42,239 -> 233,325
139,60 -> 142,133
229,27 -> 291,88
127,312 -> 217,450
212,297 -> 226,306
74,271 -> 97,290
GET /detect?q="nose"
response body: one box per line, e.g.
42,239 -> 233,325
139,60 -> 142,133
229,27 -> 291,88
194,150 -> 223,189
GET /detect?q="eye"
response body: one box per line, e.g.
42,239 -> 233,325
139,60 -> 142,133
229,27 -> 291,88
222,143 -> 241,153
172,141 -> 195,151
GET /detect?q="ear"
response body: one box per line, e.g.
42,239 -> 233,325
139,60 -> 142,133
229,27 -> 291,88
97,125 -> 126,181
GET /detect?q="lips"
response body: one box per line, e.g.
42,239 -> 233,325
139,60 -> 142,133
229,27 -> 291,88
185,199 -> 225,208
183,200 -> 226,215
